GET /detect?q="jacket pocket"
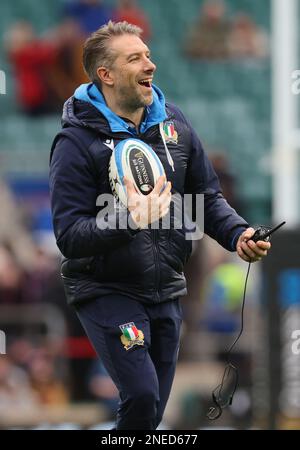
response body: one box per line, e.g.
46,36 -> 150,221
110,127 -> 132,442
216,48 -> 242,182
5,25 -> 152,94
61,256 -> 96,277
61,256 -> 105,304
61,274 -> 82,304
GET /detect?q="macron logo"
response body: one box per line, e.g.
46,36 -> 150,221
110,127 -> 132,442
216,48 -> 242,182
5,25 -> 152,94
103,139 -> 115,151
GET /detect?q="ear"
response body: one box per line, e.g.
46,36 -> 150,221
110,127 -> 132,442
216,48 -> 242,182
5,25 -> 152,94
96,67 -> 114,87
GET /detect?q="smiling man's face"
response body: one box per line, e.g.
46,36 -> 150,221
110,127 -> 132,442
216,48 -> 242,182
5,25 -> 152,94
106,34 -> 156,112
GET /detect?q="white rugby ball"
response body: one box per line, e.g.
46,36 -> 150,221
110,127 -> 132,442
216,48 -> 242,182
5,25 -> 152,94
109,139 -> 165,206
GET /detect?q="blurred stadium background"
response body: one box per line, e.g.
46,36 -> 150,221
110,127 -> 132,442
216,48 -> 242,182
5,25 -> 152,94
0,0 -> 299,430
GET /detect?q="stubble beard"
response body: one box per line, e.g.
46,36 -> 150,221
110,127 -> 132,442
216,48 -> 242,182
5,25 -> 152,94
117,85 -> 152,114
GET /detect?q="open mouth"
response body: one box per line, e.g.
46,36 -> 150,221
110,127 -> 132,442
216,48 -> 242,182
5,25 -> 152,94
138,79 -> 152,89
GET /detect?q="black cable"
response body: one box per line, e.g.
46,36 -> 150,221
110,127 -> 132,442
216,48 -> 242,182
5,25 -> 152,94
207,261 -> 252,420
207,221 -> 285,420
226,261 -> 251,362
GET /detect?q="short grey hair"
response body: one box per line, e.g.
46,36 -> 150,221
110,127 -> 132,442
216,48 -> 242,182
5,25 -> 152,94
83,21 -> 143,83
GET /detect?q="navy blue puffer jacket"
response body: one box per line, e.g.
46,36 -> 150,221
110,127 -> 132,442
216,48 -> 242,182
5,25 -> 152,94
49,83 -> 248,306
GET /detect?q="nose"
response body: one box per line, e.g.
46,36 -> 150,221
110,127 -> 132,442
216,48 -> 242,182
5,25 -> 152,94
144,57 -> 156,73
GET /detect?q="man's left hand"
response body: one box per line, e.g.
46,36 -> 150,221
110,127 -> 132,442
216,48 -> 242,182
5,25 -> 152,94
236,227 -> 271,263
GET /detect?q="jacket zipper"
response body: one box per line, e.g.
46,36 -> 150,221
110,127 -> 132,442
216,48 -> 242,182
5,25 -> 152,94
152,228 -> 160,302
135,129 -> 161,302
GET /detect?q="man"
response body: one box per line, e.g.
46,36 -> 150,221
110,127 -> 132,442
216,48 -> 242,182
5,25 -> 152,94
49,21 -> 270,430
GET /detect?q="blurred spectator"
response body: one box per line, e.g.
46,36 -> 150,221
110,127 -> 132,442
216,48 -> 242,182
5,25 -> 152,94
184,0 -> 230,60
88,359 -> 119,418
0,245 -> 25,304
5,22 -> 62,115
227,13 -> 269,59
5,19 -> 89,115
44,18 -> 90,104
0,180 -> 63,305
50,19 -> 88,95
184,1 -> 268,61
0,355 -> 38,413
28,352 -> 69,405
0,179 -> 36,270
8,338 -> 35,371
200,262 -> 247,332
0,240 -> 64,306
0,179 -> 86,402
113,0 -> 151,41
21,246 -> 61,304
63,0 -> 113,35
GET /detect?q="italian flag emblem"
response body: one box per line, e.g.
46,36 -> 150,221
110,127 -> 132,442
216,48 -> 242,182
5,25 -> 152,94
119,322 -> 144,350
163,121 -> 178,144
123,324 -> 139,341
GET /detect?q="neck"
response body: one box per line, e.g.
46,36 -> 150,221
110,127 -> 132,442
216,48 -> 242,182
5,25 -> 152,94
102,90 -> 144,128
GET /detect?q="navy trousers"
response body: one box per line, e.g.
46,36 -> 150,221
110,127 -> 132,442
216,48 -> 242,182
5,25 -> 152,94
75,294 -> 182,430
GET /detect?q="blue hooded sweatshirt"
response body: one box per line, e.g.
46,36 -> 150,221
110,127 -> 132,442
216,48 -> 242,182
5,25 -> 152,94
74,82 -> 167,135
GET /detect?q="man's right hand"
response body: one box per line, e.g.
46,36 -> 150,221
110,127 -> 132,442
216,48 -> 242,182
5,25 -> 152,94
123,175 -> 172,229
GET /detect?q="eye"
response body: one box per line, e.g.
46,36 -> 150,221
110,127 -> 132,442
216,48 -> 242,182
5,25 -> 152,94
129,56 -> 139,63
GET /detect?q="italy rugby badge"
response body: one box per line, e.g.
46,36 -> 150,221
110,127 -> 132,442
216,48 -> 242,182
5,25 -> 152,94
119,322 -> 144,350
163,121 -> 178,144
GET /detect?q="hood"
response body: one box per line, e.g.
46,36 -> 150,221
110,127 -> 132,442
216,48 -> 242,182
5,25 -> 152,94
61,82 -> 175,171
67,82 -> 167,135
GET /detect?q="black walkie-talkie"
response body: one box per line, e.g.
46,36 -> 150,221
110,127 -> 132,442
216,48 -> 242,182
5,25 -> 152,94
250,221 -> 286,243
